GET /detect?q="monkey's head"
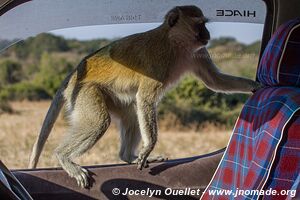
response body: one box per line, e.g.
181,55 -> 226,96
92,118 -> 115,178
165,5 -> 210,51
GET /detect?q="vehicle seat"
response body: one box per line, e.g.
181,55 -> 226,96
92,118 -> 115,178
202,18 -> 300,200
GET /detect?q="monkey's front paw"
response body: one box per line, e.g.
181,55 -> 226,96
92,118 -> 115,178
136,155 -> 168,170
251,82 -> 265,93
147,155 -> 168,163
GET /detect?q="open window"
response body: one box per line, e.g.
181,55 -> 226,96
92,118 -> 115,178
0,0 -> 266,170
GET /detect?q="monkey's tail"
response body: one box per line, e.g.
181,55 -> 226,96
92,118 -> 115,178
28,73 -> 73,169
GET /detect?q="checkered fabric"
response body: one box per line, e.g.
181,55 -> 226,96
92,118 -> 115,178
263,110 -> 300,200
201,18 -> 300,200
201,87 -> 300,200
257,18 -> 300,86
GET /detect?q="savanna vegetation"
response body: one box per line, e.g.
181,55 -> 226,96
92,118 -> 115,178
0,33 -> 261,129
0,33 -> 261,168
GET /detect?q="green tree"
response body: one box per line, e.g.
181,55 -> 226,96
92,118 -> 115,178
209,37 -> 238,48
33,52 -> 73,96
13,33 -> 70,59
0,60 -> 23,85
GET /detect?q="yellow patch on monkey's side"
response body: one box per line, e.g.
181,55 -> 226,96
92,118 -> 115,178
85,51 -> 141,89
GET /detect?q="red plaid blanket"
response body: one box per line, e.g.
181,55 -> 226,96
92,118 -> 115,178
263,110 -> 300,200
201,87 -> 300,200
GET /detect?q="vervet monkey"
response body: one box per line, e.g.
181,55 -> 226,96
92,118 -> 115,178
29,5 -> 262,188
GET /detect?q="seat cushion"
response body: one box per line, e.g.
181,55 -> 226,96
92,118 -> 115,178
257,18 -> 300,86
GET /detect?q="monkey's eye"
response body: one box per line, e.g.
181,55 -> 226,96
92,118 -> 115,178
195,20 -> 207,29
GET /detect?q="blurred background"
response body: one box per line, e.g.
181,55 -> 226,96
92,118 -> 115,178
0,22 -> 263,169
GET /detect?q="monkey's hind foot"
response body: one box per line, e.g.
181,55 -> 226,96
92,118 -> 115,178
136,155 -> 168,170
69,166 -> 91,188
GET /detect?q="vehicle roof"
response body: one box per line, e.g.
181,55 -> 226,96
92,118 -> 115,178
0,0 -> 299,54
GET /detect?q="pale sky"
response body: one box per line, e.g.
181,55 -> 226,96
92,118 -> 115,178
51,22 -> 264,45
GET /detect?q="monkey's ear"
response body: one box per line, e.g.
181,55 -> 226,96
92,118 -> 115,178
166,7 -> 180,27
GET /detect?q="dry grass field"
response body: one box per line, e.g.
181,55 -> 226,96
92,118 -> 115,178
0,101 -> 231,169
